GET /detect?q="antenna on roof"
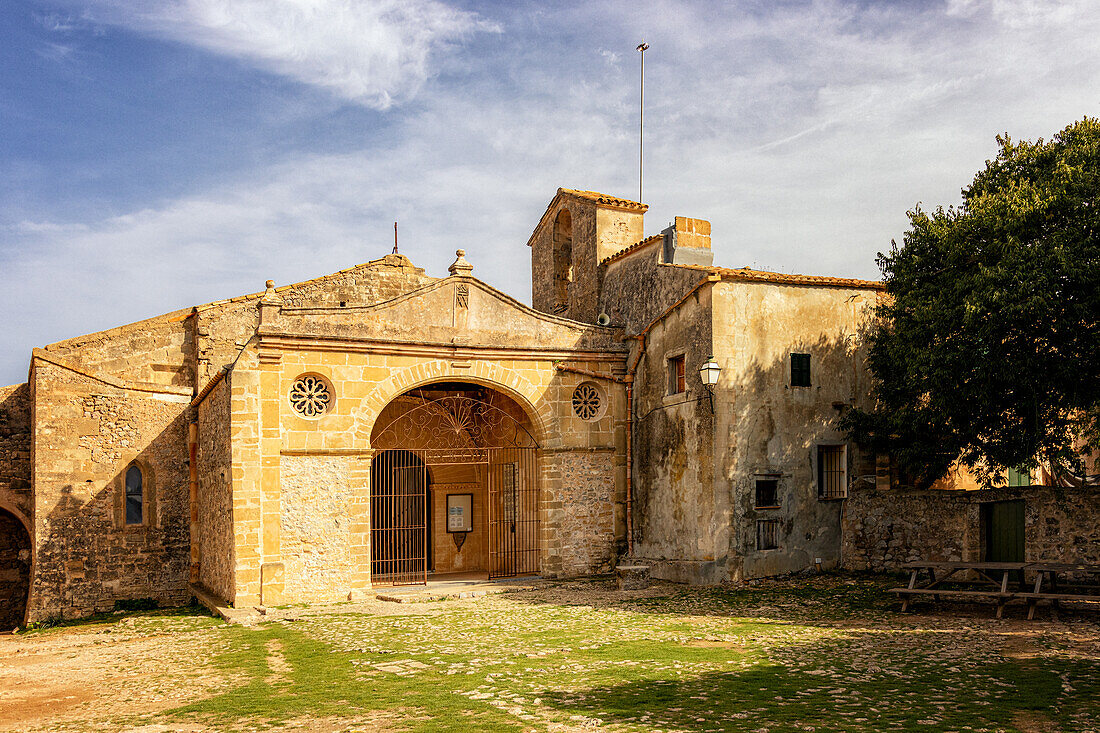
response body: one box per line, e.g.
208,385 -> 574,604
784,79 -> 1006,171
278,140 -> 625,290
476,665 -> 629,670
393,221 -> 398,254
637,41 -> 649,204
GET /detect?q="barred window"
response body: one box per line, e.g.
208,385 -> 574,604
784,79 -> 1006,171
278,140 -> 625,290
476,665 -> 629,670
817,444 -> 847,499
125,464 -> 143,525
757,519 -> 780,550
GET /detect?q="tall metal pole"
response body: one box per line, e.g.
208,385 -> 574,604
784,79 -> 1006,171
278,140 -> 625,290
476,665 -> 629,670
637,41 -> 648,203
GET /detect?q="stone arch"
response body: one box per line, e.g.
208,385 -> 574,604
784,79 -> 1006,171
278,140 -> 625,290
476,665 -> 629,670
552,208 -> 573,314
0,502 -> 32,630
352,360 -> 557,450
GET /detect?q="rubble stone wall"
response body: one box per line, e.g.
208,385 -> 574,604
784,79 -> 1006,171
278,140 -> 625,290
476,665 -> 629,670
842,485 -> 1100,571
28,359 -> 192,621
279,454 -> 353,604
195,375 -> 235,602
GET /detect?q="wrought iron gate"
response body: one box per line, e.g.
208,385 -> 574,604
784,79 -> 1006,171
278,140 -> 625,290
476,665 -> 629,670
370,393 -> 540,586
370,449 -> 429,585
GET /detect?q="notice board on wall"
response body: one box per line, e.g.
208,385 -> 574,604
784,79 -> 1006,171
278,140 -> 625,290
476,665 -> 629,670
447,493 -> 473,533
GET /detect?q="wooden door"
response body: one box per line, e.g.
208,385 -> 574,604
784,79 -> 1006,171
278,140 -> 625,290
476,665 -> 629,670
983,500 -> 1025,563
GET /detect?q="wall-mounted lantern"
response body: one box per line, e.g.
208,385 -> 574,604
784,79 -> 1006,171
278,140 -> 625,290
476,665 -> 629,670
699,356 -> 721,411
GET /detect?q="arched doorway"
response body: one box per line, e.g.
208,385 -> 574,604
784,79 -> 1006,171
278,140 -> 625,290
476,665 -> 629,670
370,383 -> 540,585
0,508 -> 31,630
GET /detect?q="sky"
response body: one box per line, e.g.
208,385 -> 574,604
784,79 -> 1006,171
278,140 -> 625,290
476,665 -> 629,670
2,0 -> 1099,386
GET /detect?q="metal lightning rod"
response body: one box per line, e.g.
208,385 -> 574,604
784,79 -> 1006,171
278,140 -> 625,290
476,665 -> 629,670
637,41 -> 648,204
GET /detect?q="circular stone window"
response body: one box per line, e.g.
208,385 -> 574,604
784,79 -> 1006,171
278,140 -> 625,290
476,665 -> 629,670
571,381 -> 605,421
289,374 -> 333,418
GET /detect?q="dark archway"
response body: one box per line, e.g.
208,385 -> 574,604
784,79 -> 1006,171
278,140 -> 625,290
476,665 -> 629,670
370,383 -> 541,584
0,509 -> 31,630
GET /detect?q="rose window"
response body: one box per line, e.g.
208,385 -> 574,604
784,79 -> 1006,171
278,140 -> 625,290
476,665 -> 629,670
571,383 -> 603,421
289,375 -> 332,418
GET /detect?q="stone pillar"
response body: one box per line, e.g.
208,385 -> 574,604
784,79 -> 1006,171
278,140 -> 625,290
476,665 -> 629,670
257,349 -> 284,606
347,452 -> 373,600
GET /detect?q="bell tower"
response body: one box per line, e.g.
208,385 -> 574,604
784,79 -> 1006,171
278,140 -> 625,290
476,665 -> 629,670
527,188 -> 647,323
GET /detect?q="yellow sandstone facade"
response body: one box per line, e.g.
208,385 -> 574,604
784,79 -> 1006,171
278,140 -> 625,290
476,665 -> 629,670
0,187 -> 889,626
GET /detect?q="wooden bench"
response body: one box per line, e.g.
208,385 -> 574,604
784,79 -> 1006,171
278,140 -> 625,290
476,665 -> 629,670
894,561 -> 1100,619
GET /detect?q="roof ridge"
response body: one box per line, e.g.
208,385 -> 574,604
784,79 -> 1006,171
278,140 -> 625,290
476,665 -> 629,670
600,233 -> 664,267
669,263 -> 885,290
194,253 -> 426,312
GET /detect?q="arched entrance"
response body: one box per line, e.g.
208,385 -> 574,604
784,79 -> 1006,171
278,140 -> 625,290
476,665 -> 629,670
370,383 -> 540,585
0,508 -> 31,630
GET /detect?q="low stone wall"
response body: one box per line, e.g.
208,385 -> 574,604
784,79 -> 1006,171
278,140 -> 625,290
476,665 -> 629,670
841,485 -> 1100,571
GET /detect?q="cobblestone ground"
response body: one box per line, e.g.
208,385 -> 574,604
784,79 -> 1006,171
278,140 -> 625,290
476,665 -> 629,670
1,574 -> 1098,733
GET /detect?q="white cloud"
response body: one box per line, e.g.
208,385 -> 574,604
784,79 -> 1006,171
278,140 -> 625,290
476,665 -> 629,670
83,0 -> 497,107
5,0 -> 1100,384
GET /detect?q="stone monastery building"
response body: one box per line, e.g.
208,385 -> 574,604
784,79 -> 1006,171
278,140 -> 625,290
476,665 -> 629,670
0,188 -> 887,627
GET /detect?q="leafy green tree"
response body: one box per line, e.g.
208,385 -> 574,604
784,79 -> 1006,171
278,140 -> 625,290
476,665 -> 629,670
845,118 -> 1100,488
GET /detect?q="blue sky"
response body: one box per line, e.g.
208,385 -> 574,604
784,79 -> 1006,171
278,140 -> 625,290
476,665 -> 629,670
2,0 -> 1099,385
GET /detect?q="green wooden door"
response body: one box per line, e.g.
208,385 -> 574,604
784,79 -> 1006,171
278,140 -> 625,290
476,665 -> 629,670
984,500 -> 1025,563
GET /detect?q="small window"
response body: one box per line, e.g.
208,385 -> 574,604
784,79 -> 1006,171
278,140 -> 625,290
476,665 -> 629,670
667,355 -> 686,394
125,464 -> 143,525
757,519 -> 779,550
755,479 -> 779,508
818,445 -> 847,499
791,353 -> 811,387
1007,467 -> 1031,487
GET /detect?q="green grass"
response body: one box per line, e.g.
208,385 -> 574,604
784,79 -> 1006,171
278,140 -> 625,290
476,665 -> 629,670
41,575 -> 1100,732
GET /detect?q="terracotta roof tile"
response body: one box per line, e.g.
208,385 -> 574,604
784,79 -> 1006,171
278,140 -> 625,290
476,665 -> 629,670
600,234 -> 664,267
672,263 -> 885,290
559,189 -> 649,211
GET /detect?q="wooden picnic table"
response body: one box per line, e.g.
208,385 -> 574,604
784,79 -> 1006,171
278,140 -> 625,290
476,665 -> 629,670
892,560 -> 1100,619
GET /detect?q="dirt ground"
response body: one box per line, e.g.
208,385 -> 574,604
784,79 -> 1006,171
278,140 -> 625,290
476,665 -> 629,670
2,576 -> 1098,733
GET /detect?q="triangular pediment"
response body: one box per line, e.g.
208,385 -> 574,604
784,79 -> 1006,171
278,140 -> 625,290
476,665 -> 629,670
265,277 -> 626,353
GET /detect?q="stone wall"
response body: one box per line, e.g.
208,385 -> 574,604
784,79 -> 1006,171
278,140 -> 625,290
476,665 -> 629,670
432,482 -> 483,573
195,374 -> 235,603
841,485 -> 1100,571
630,285 -> 719,581
279,455 -> 353,603
0,509 -> 31,629
42,310 -> 196,389
552,450 -> 618,577
28,359 -> 192,620
712,280 -> 881,581
195,254 -> 436,382
0,383 -> 32,521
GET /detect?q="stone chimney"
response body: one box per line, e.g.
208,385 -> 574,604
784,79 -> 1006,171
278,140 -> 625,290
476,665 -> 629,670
662,216 -> 713,266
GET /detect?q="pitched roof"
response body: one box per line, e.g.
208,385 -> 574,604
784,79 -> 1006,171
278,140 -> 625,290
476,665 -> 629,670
194,253 -> 426,311
526,188 -> 648,247
558,188 -> 648,211
600,234 -> 664,267
672,263 -> 885,290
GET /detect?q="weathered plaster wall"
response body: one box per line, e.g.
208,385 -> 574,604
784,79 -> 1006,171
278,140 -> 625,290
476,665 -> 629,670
599,254 -> 705,333
195,374 -> 235,602
279,455 -> 353,603
42,311 -> 195,389
29,359 -> 192,620
712,280 -> 880,581
630,287 -> 720,583
842,485 -> 1100,571
0,509 -> 31,629
0,383 -> 32,522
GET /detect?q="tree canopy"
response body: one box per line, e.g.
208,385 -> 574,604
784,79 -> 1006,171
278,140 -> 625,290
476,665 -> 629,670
845,118 -> 1100,488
